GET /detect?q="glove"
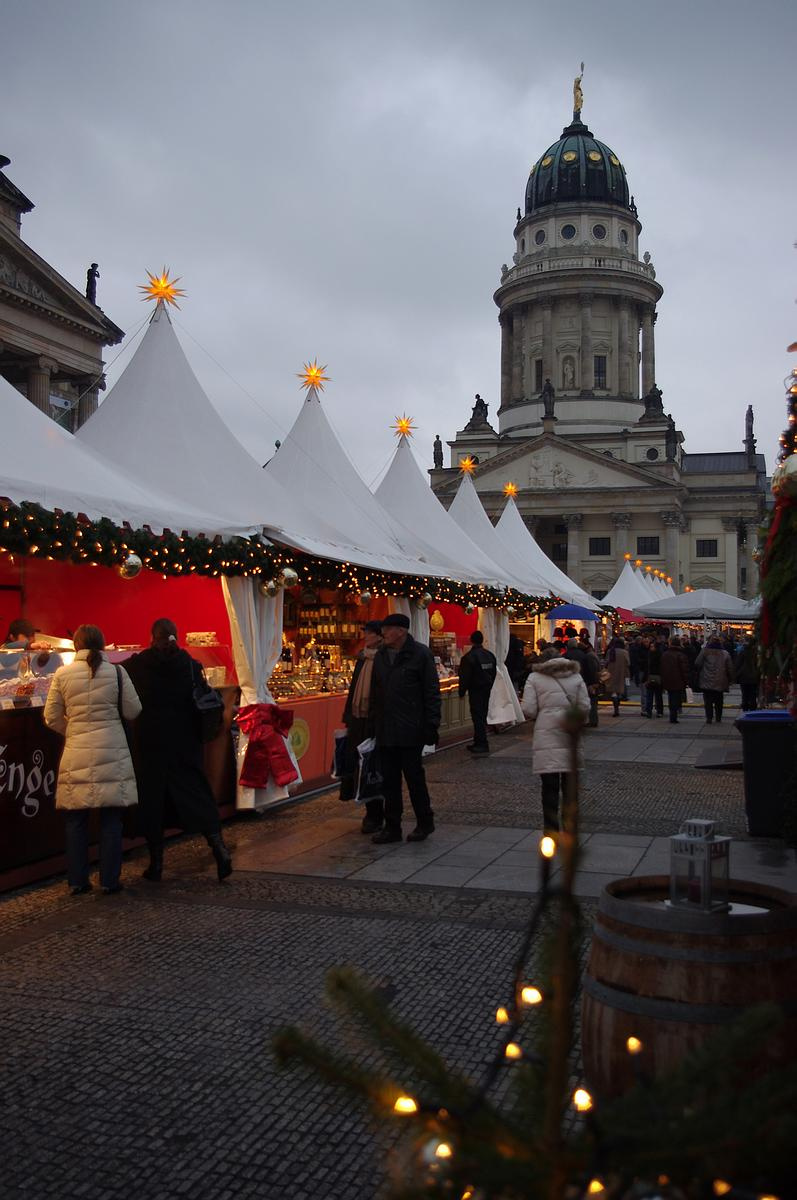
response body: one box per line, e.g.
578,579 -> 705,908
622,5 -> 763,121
423,726 -> 440,746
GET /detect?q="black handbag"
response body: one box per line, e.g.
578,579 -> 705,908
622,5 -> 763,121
190,659 -> 225,743
115,665 -> 135,753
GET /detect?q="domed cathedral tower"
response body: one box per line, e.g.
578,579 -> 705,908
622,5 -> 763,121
497,76 -> 662,435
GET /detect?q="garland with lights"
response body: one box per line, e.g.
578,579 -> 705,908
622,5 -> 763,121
0,499 -> 555,616
759,363 -> 797,711
274,715 -> 796,1200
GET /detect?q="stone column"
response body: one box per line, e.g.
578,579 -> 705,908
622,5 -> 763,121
542,301 -> 553,384
511,306 -> 524,404
524,514 -> 540,537
641,306 -> 655,396
660,510 -> 682,587
722,517 -> 740,596
27,356 -> 58,415
611,512 -> 632,574
77,384 -> 100,429
579,294 -> 593,395
563,513 -> 583,585
744,519 -> 760,597
500,313 -> 512,408
619,302 -> 631,395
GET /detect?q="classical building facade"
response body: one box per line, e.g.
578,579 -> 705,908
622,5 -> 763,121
0,155 -> 123,430
431,94 -> 767,599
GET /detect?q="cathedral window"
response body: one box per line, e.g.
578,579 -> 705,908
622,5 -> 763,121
588,537 -> 611,557
646,447 -> 659,460
696,539 -> 718,558
637,536 -> 660,555
561,224 -> 577,240
619,228 -> 629,245
551,543 -> 568,561
535,229 -> 546,245
592,223 -> 607,240
521,238 -> 525,253
534,359 -> 543,392
594,355 -> 607,389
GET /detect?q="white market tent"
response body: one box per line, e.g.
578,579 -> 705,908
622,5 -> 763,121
448,474 -> 553,599
0,372 -> 235,536
634,589 -> 755,621
494,496 -> 598,608
374,436 -> 518,591
600,560 -> 654,612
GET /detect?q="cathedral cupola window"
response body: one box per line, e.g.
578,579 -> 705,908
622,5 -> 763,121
592,223 -> 607,240
535,229 -> 546,245
619,228 -> 629,245
561,223 -> 577,240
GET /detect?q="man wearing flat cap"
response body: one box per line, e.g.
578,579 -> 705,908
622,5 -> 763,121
340,620 -> 384,833
370,612 -> 441,843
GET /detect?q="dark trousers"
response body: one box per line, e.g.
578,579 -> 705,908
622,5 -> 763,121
589,694 -> 599,726
380,745 -> 434,833
540,773 -> 564,831
703,689 -> 724,722
65,807 -> 124,889
740,683 -> 758,711
666,689 -> 683,722
468,690 -> 490,748
643,681 -> 663,716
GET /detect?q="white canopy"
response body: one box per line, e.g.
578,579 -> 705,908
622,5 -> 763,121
600,560 -> 654,612
374,437 -> 518,590
447,474 -> 553,599
634,589 -> 754,621
0,372 -> 234,535
494,497 -> 598,608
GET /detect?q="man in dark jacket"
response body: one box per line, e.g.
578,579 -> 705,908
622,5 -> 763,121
564,636 -> 599,725
370,613 -> 441,844
458,630 -> 497,755
505,633 -> 526,693
660,636 -> 690,724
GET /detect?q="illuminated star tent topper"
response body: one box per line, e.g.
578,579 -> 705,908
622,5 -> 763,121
138,268 -> 186,307
459,455 -> 477,475
392,414 -> 415,438
297,360 -> 330,392
503,481 -> 518,497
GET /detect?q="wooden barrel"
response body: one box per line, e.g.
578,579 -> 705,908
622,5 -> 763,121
581,876 -> 797,1098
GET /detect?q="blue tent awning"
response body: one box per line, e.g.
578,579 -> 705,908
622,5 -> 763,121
545,603 -> 599,622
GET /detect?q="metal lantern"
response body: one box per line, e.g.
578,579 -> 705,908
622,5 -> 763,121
669,819 -> 730,912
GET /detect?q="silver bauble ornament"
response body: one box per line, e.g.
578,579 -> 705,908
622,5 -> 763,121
359,591 -> 372,605
279,567 -> 299,588
117,553 -> 142,580
465,602 -> 476,615
506,605 -> 516,617
416,592 -> 432,610
258,578 -> 279,598
771,454 -> 797,498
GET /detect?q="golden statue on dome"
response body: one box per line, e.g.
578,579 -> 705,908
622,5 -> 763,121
573,62 -> 585,117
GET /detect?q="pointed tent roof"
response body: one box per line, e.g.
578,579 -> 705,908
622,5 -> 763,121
374,437 -> 518,589
0,372 -> 232,534
601,561 -> 652,611
447,473 -> 552,599
494,497 -> 597,608
265,389 -> 467,579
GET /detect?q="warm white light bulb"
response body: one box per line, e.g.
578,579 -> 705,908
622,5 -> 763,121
572,1087 -> 593,1112
626,1035 -> 643,1055
393,1095 -> 417,1114
521,986 -> 543,1006
435,1141 -> 453,1159
504,1042 -> 522,1060
495,1006 -> 510,1024
539,836 -> 556,859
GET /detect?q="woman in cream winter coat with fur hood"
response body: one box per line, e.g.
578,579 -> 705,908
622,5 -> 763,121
44,624 -> 141,895
521,649 -> 590,832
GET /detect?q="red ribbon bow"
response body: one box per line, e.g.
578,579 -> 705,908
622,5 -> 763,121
236,703 -> 299,789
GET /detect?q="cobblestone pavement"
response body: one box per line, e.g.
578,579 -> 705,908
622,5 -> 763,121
1,715 -> 794,1200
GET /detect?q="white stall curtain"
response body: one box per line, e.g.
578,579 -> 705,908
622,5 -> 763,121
388,596 -> 430,646
221,577 -> 302,811
478,607 -> 524,726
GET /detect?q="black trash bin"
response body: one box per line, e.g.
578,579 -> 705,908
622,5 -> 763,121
734,710 -> 797,837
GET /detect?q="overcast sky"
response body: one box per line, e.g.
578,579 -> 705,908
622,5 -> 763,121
3,0 -> 796,484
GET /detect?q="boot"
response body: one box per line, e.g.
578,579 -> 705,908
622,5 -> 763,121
208,832 -> 233,882
612,697 -> 620,717
142,841 -> 164,882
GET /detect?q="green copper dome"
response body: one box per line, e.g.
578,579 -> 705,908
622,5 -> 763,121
525,118 -> 633,215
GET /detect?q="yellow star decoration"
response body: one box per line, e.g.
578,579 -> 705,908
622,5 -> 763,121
392,415 -> 415,438
297,360 -> 330,391
459,456 -> 477,475
503,481 -> 518,497
138,268 -> 186,307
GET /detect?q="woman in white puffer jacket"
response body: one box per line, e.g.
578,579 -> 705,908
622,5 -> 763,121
521,649 -> 590,832
44,624 -> 141,895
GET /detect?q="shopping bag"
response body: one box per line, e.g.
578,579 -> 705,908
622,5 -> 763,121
354,737 -> 384,805
330,728 -> 348,779
684,687 -> 694,704
422,743 -> 436,757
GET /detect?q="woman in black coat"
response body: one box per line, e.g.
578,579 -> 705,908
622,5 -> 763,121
123,618 -> 232,883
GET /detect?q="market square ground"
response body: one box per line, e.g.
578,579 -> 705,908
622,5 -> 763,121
2,700 -> 795,1200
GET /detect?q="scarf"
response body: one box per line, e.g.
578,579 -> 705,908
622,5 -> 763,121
351,647 -> 378,718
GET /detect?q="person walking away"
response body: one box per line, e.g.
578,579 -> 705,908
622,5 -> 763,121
564,635 -> 600,725
735,635 -> 760,712
643,637 -> 664,718
370,613 -> 441,844
458,630 -> 497,755
604,637 -> 630,717
43,624 -> 141,895
505,633 -> 526,694
629,636 -> 645,687
123,618 -> 233,882
660,636 -> 690,723
340,620 -> 384,833
521,648 -> 590,832
695,636 -> 734,723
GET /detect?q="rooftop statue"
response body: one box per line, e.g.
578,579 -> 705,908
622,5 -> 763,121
573,62 -> 584,116
464,393 -> 491,431
433,434 -> 443,470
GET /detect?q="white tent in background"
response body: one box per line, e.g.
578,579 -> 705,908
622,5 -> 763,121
494,496 -> 597,608
448,474 -> 552,598
0,373 -> 233,536
374,436 -> 517,591
600,560 -> 653,613
635,589 -> 754,621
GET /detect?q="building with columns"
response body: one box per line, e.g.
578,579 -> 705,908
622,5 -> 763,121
431,94 -> 767,600
0,155 -> 123,430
